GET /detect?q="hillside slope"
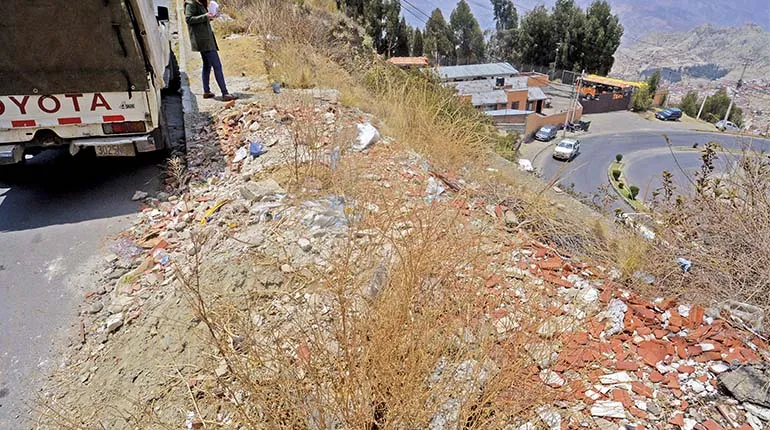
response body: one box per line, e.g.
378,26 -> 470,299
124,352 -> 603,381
611,24 -> 770,81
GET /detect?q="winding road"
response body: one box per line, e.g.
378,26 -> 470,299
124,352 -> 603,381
535,130 -> 770,209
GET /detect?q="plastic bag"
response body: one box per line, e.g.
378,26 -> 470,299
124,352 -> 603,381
352,122 -> 380,151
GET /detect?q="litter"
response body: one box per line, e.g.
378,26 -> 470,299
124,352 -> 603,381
518,159 -> 534,172
425,176 -> 446,203
233,146 -> 249,163
200,199 -> 231,225
352,122 -> 380,151
676,257 -> 692,273
249,141 -> 267,158
272,82 -> 281,94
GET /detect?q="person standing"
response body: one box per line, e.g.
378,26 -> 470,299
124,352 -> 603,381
184,0 -> 236,101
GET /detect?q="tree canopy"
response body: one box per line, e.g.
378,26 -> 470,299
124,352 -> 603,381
450,0 -> 486,65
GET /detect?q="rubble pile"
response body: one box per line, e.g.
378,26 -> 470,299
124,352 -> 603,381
41,90 -> 770,430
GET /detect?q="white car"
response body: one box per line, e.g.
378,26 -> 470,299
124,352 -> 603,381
715,120 -> 739,132
552,139 -> 580,161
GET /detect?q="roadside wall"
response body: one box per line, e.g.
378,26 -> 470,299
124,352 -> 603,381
580,89 -> 632,114
524,104 -> 583,136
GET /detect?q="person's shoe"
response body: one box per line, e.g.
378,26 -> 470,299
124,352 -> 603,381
203,92 -> 215,99
221,94 -> 237,102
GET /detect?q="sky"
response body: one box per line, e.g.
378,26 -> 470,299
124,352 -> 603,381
402,0 -> 546,31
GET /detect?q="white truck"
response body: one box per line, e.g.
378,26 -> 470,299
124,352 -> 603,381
0,0 -> 180,164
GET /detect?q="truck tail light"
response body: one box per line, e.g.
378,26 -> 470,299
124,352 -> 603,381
102,121 -> 147,134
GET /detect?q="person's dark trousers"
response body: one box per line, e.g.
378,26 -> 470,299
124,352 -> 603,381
201,50 -> 229,96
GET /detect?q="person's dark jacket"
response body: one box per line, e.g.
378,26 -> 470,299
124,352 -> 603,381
185,0 -> 218,52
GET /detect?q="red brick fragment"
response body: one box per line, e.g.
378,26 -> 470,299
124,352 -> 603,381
669,412 -> 685,427
616,361 -> 639,371
629,407 -> 648,419
649,371 -> 665,383
638,340 -> 670,366
701,421 -> 724,430
678,365 -> 695,374
653,329 -> 668,339
689,305 -> 705,327
631,304 -> 659,322
665,373 -> 681,389
611,389 -> 634,408
631,381 -> 653,398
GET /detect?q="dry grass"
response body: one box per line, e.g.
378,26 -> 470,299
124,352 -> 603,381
640,138 -> 770,315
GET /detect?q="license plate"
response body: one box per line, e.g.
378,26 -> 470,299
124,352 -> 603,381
94,143 -> 136,157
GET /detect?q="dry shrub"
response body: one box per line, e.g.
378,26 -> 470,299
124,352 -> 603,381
643,139 -> 770,313
181,198 -> 552,428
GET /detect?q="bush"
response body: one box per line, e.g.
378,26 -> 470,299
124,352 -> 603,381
611,169 -> 621,181
679,90 -> 700,117
629,185 -> 640,200
631,87 -> 652,112
615,154 -> 623,162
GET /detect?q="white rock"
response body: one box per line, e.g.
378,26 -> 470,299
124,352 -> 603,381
585,390 -> 601,400
577,287 -> 599,303
297,238 -> 312,252
590,401 -> 626,419
352,122 -> 380,151
709,363 -> 729,374
131,191 -> 148,201
683,418 -> 697,430
539,369 -> 565,387
605,298 -> 628,336
744,403 -> 770,421
537,407 -> 561,430
747,412 -> 763,430
105,313 -> 124,334
699,343 -> 715,351
600,371 -> 633,385
495,315 -> 519,334
249,121 -> 261,132
688,380 -> 706,394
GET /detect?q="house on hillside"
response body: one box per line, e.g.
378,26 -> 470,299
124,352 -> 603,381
388,57 -> 431,69
435,63 -> 519,83
440,63 -> 582,136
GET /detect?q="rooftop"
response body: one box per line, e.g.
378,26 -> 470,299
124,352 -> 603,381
452,76 -> 529,94
583,74 -> 644,89
388,56 -> 430,67
485,109 -> 534,117
435,62 -> 519,81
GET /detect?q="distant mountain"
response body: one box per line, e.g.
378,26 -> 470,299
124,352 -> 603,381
405,1 -> 770,39
612,24 -> 770,81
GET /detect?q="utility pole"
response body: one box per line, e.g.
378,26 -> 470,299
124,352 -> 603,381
563,70 -> 582,137
550,45 -> 560,80
722,60 -> 749,126
696,95 -> 707,120
571,70 -> 585,123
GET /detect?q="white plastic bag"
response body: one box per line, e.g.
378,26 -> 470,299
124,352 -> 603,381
208,1 -> 220,17
352,122 -> 380,151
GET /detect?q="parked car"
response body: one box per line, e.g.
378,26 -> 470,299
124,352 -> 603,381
715,120 -> 739,132
655,108 -> 682,121
535,125 -> 558,141
552,139 -> 580,161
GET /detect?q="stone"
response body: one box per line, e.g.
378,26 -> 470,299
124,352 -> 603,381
600,371 -> 633,385
215,360 -> 229,378
87,301 -> 103,314
536,407 -> 562,430
539,369 -> 565,387
131,191 -> 148,201
504,210 -> 520,227
723,300 -> 764,333
688,380 -> 706,394
495,315 -> 520,334
683,418 -> 697,430
744,402 -> 770,421
719,363 -> 770,407
105,313 -> 124,334
605,298 -> 628,336
710,363 -> 729,374
537,315 -> 578,339
525,342 -> 561,369
240,178 -> 286,202
590,401 -> 626,419
298,238 -> 312,252
249,121 -> 261,132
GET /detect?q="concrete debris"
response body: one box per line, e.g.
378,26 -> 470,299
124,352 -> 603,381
104,313 -> 124,334
131,191 -> 148,201
604,298 -> 628,336
352,122 -> 380,151
590,401 -> 626,419
719,363 -> 770,407
240,178 -> 286,202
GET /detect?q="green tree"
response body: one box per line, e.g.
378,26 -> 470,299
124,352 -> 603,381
489,0 -> 518,62
631,87 -> 652,112
551,0 -> 585,70
517,6 -> 556,66
581,0 -> 623,75
393,17 -> 412,57
424,8 -> 455,65
647,70 -> 661,96
702,89 -> 743,126
450,0 -> 486,65
679,90 -> 700,117
412,28 -> 424,56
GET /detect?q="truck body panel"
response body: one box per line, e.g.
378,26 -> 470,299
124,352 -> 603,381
0,0 -> 175,162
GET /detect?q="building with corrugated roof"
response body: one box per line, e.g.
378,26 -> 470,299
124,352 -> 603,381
435,63 -> 519,83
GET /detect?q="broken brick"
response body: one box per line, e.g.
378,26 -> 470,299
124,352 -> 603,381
669,412 -> 685,427
678,365 -> 695,374
631,381 -> 653,398
649,371 -> 665,383
638,340 -> 670,366
701,421 -> 724,430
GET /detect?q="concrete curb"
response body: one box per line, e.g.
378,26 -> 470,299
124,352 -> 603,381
175,0 -> 197,147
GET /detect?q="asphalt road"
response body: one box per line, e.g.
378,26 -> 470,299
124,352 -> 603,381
0,91 -> 183,427
0,150 -> 163,426
535,130 -> 770,210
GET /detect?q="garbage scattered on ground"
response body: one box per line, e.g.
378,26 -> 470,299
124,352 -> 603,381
352,122 -> 380,151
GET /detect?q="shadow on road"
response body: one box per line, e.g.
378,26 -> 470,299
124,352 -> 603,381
0,150 -> 164,232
